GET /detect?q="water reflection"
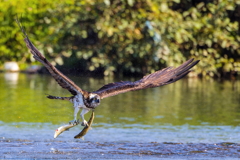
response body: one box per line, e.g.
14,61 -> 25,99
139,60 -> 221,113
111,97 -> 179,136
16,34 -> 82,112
4,72 -> 19,87
0,73 -> 239,142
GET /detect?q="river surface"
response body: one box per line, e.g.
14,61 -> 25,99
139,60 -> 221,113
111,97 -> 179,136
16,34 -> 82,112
0,72 -> 240,159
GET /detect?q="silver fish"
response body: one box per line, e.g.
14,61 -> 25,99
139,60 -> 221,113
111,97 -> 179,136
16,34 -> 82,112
54,120 -> 79,138
74,111 -> 94,139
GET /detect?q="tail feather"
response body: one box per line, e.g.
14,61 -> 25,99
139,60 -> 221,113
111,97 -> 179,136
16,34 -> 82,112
46,95 -> 73,101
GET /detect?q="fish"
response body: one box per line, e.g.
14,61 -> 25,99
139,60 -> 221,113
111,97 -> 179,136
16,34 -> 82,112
74,110 -> 94,139
54,120 -> 79,138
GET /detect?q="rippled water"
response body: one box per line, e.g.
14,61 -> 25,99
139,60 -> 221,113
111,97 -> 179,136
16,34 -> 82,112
0,72 -> 239,143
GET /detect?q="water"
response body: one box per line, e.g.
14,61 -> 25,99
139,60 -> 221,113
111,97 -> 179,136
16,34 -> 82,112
0,72 -> 240,143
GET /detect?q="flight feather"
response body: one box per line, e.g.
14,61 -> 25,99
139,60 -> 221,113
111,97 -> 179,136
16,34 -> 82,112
93,59 -> 199,99
16,19 -> 87,96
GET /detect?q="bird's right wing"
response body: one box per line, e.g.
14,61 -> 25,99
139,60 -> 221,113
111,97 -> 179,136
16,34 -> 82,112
17,19 -> 88,96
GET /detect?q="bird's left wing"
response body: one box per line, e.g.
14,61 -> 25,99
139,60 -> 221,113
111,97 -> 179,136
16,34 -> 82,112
93,59 -> 199,99
17,19 -> 88,96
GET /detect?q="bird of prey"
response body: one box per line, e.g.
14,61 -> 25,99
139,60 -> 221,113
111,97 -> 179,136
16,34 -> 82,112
17,20 -> 199,126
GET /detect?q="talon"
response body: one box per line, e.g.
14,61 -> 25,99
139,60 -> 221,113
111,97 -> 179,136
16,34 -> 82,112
69,120 -> 78,125
81,120 -> 89,127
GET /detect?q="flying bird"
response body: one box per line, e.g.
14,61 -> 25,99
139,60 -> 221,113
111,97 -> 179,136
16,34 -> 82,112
17,20 -> 199,126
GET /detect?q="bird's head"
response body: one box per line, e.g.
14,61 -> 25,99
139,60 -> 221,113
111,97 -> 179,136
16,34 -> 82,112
86,93 -> 100,108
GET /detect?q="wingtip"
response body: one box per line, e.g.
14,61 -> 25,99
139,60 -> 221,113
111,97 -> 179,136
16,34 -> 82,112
195,59 -> 200,63
192,59 -> 200,66
190,58 -> 200,63
187,58 -> 194,63
15,16 -> 28,38
188,58 -> 200,64
185,58 -> 200,69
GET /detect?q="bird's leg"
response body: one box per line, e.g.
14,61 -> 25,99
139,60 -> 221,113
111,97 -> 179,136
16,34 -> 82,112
80,108 -> 90,126
69,107 -> 80,125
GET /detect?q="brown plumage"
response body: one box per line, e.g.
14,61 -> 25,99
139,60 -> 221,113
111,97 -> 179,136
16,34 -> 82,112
17,19 -> 89,97
24,36 -> 89,96
93,59 -> 199,99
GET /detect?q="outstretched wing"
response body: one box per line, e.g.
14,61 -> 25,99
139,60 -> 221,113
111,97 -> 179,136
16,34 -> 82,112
93,59 -> 199,99
17,19 -> 88,96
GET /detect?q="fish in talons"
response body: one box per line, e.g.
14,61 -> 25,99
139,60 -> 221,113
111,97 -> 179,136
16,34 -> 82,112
74,110 -> 94,139
54,119 -> 80,138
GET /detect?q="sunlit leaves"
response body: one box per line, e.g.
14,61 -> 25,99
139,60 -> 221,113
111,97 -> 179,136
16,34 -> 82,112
0,0 -> 239,77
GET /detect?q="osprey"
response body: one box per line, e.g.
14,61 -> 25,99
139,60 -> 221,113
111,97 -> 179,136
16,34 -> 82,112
17,21 -> 199,126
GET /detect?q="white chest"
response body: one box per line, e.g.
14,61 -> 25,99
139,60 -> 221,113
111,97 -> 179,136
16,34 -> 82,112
70,94 -> 86,108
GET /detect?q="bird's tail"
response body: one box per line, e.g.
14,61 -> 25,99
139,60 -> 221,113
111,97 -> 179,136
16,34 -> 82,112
46,94 -> 73,101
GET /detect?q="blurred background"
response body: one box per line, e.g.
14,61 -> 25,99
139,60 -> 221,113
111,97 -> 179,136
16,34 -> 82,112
0,0 -> 239,78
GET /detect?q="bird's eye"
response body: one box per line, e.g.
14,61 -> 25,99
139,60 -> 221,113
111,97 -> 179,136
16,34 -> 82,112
93,97 -> 100,103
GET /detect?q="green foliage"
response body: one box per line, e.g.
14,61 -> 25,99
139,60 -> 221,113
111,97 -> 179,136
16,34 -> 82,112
0,0 -> 239,77
0,0 -> 58,66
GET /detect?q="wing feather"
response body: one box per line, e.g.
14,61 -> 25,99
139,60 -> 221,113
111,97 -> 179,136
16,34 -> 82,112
17,19 -> 87,96
93,59 -> 199,99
